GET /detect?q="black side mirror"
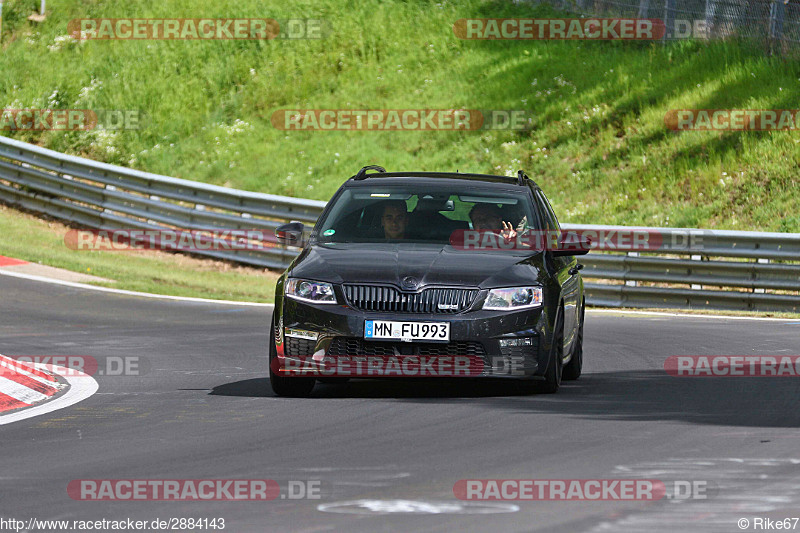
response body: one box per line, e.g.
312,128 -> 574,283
275,222 -> 305,247
551,231 -> 591,257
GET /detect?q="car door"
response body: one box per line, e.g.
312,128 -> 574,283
535,190 -> 580,353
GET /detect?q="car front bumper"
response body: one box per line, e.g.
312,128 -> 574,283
275,296 -> 553,379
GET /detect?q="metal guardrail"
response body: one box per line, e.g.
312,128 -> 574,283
0,135 -> 325,270
1,135 -> 799,312
560,223 -> 800,311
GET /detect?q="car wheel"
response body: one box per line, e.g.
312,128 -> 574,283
562,301 -> 584,381
269,316 -> 315,398
538,306 -> 564,393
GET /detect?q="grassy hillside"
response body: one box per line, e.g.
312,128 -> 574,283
1,0 -> 799,231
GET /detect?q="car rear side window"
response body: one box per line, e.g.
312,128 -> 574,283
535,190 -> 561,233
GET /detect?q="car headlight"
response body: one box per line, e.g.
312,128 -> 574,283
482,287 -> 543,310
285,279 -> 337,304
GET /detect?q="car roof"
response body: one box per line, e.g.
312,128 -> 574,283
347,167 -> 541,190
343,175 -> 532,192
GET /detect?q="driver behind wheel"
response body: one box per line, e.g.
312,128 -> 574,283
380,200 -> 409,240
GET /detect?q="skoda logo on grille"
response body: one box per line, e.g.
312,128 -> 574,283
402,276 -> 418,289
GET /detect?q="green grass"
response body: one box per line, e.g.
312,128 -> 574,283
1,0 -> 799,232
0,204 -> 277,302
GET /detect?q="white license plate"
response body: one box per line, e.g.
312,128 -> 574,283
364,320 -> 450,342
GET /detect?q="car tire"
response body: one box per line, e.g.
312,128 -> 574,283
538,306 -> 564,394
562,301 -> 584,381
269,316 -> 315,398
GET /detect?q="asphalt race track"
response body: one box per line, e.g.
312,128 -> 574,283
3,274 -> 800,532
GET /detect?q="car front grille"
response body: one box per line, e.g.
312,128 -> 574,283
327,337 -> 486,357
342,285 -> 479,313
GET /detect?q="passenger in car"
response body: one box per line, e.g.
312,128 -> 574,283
468,203 -> 520,242
380,200 -> 409,240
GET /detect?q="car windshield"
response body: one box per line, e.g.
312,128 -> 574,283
314,184 -> 539,244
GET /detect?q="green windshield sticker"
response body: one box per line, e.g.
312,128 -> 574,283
323,229 -> 335,236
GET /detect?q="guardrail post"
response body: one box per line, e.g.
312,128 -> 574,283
690,254 -> 702,290
754,258 -> 769,293
626,252 -> 638,287
662,0 -> 675,42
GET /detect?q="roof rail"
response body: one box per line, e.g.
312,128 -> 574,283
517,170 -> 529,186
353,165 -> 387,180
